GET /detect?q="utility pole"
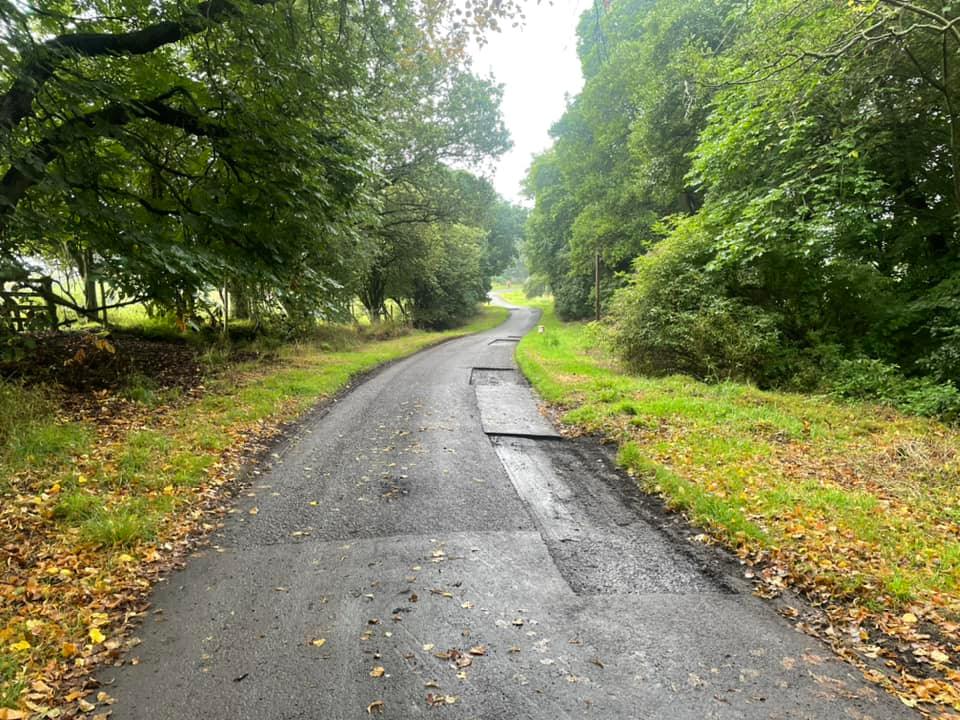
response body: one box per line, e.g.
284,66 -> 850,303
594,251 -> 601,322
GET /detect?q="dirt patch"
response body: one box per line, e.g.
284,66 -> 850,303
2,331 -> 204,393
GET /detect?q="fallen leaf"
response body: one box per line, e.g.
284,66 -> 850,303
311,638 -> 327,648
370,666 -> 385,678
468,645 -> 487,656
248,507 -> 259,515
89,628 -> 106,644
367,700 -> 385,714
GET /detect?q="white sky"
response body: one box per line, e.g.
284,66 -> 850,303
469,1 -> 594,205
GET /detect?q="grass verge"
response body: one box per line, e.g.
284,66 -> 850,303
0,305 -> 507,715
512,297 -> 960,716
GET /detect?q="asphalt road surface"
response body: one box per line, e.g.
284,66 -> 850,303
97,298 -> 912,719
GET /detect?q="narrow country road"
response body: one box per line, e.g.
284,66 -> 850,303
98,299 -> 911,719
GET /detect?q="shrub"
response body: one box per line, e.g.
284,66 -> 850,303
554,273 -> 594,321
523,273 -> 550,298
825,358 -> 960,423
609,223 -> 782,382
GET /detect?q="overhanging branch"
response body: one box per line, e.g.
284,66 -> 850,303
0,0 -> 277,133
0,92 -> 228,222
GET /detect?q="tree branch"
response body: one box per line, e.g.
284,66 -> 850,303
0,92 -> 227,220
0,0 -> 277,133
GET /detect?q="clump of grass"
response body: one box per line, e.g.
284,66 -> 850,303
79,498 -> 167,547
53,490 -> 100,523
0,651 -> 26,708
0,382 -> 92,483
119,373 -> 169,405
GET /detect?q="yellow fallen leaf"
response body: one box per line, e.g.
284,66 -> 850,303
311,638 -> 326,648
89,628 -> 106,644
61,642 -> 78,658
367,700 -> 384,714
77,474 -> 88,485
902,612 -> 918,624
117,554 -> 135,563
163,484 -> 174,496
249,507 -> 259,515
0,709 -> 28,719
78,699 -> 95,712
308,501 -> 319,506
370,666 -> 385,678
8,640 -> 31,652
50,482 -> 61,494
930,649 -> 950,664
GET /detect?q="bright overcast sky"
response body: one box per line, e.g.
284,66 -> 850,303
469,1 -> 594,205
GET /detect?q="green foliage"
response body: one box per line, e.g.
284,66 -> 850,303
826,359 -> 960,423
525,0 -> 960,418
1,0 -> 518,331
411,225 -> 488,329
609,221 -> 782,382
553,273 -> 595,321
523,274 -> 549,298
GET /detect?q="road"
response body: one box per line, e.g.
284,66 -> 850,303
97,299 -> 911,719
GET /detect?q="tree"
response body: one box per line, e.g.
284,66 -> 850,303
525,0 -> 960,391
0,0 -> 522,329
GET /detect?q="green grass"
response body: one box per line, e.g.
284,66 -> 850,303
0,384 -> 92,487
513,299 -> 960,613
0,654 -> 25,709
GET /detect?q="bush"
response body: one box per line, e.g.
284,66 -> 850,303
609,223 -> 782,382
411,226 -> 487,330
825,358 -> 960,423
523,273 -> 549,298
554,273 -> 594,321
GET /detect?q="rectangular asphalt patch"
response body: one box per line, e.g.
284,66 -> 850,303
474,384 -> 561,438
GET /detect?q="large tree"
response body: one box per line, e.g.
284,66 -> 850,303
0,0 -> 522,326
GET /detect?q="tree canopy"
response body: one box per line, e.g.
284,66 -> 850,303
0,0 -> 526,331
